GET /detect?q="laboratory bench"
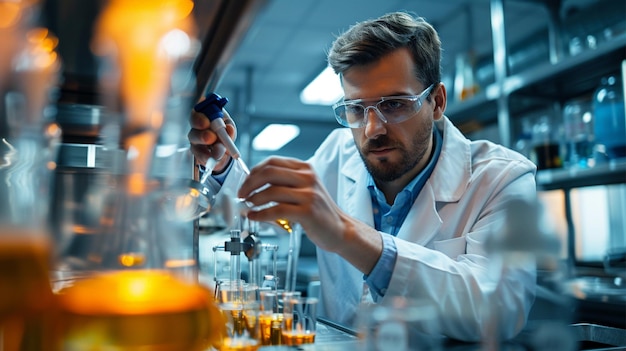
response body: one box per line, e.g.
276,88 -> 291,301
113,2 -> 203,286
256,318 -> 626,351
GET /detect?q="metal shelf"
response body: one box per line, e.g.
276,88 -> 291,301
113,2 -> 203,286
536,159 -> 626,190
505,35 -> 626,100
446,91 -> 498,129
446,0 -> 626,190
448,35 -> 626,121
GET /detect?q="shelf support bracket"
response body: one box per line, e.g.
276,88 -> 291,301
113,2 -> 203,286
490,0 -> 511,147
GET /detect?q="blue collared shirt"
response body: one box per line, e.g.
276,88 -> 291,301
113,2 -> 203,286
364,128 -> 442,299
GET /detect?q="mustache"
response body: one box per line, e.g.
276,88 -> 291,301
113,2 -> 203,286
363,136 -> 395,152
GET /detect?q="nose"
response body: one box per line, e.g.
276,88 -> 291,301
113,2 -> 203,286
363,106 -> 387,138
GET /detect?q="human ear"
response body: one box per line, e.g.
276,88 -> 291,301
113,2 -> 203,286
432,83 -> 447,120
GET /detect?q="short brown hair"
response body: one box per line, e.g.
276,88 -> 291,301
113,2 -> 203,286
328,11 -> 441,90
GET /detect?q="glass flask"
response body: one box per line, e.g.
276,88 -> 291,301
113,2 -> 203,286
0,0 -> 62,349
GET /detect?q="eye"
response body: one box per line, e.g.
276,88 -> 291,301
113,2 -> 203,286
379,98 -> 412,113
345,104 -> 364,115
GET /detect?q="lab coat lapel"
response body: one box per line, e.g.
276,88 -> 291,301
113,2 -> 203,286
396,182 -> 442,247
339,153 -> 374,226
429,116 -> 471,202
396,117 -> 470,245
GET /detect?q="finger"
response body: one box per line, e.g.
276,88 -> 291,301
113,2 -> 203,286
188,128 -> 219,145
244,201 -> 305,230
190,142 -> 227,165
210,143 -> 227,161
190,109 -> 211,129
245,184 -> 304,207
257,155 -> 309,169
190,144 -> 210,165
237,160 -> 313,199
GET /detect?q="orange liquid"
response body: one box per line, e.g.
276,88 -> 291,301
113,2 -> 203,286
259,312 -> 283,345
118,252 -> 146,267
219,303 -> 259,340
56,270 -> 225,351
219,337 -> 259,351
0,229 -> 58,351
460,84 -> 479,101
281,330 -> 316,345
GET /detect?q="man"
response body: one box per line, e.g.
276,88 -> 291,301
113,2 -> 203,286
188,12 -> 537,342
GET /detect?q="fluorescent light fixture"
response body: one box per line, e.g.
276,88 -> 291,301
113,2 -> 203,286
252,124 -> 300,151
300,66 -> 343,105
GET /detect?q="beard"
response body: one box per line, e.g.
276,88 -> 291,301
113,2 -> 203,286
358,121 -> 433,183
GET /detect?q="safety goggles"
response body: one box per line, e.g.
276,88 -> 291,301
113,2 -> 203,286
332,84 -> 434,128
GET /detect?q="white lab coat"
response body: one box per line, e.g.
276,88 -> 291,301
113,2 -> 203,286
221,116 -> 537,342
308,116 -> 537,342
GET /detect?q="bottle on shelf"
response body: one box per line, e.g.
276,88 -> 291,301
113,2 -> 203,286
562,96 -> 595,168
453,51 -> 479,102
514,117 -> 534,160
592,75 -> 626,162
531,115 -> 563,170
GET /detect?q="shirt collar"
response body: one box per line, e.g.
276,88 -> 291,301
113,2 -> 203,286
367,127 -> 442,201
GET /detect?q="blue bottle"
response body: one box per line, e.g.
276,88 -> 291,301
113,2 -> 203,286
593,75 -> 626,160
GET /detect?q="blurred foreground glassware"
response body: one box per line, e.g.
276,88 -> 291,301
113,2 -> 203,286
0,0 -> 61,349
356,296 -> 440,351
484,198 -> 576,351
50,1 -> 227,350
56,270 -> 224,350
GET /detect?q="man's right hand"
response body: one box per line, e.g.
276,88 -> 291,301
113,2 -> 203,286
187,104 -> 237,173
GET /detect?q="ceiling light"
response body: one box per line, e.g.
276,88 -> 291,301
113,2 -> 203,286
252,124 -> 300,151
300,66 -> 343,105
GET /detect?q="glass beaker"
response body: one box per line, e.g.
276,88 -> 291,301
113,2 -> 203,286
281,296 -> 318,346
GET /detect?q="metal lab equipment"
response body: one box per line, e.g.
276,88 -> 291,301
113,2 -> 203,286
212,223 -> 280,296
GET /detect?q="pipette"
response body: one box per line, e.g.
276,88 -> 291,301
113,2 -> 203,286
194,93 -> 250,179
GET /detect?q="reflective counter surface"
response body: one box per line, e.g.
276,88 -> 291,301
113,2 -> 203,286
257,319 -> 626,351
